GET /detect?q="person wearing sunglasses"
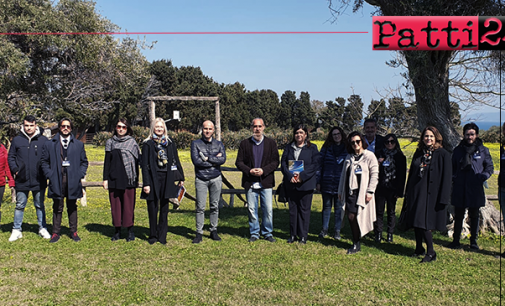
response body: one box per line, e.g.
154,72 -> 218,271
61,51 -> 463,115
401,126 -> 451,263
373,134 -> 406,243
316,126 -> 348,241
338,131 -> 379,254
41,118 -> 88,243
448,123 -> 493,250
103,119 -> 141,242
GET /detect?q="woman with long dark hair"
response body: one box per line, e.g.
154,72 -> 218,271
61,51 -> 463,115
103,119 -> 140,242
316,126 -> 347,240
141,118 -> 184,245
281,124 -> 320,244
402,126 -> 451,263
374,133 -> 406,243
338,131 -> 378,254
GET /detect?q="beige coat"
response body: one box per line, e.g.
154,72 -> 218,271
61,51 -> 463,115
338,150 -> 379,237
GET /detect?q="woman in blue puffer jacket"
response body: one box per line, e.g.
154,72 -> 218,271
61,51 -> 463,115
316,127 -> 348,240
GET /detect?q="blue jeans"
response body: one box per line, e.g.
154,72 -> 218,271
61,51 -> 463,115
246,188 -> 273,238
13,190 -> 47,230
499,187 -> 505,230
321,193 -> 343,232
195,176 -> 222,234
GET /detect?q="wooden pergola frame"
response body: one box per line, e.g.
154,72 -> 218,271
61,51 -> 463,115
146,96 -> 221,140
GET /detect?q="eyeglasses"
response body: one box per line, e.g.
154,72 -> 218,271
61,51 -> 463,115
385,140 -> 395,145
60,125 -> 71,129
351,140 -> 361,145
116,125 -> 127,130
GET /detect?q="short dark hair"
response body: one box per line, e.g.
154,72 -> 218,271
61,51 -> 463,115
291,124 -> 312,147
346,131 -> 368,153
383,133 -> 403,154
58,118 -> 73,129
24,115 -> 36,123
463,122 -> 479,135
364,118 -> 377,127
113,118 -> 133,137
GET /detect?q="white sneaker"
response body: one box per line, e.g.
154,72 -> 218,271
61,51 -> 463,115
9,229 -> 22,242
39,228 -> 51,239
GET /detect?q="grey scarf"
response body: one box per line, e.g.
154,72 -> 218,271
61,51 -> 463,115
106,135 -> 140,185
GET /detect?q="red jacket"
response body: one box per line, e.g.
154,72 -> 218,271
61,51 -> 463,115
0,144 -> 14,188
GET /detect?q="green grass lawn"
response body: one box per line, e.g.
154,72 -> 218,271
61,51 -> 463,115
0,144 -> 504,305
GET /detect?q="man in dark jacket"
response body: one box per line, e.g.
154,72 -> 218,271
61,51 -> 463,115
190,120 -> 226,243
448,123 -> 493,250
236,118 -> 279,242
41,118 -> 88,243
363,118 -> 384,154
7,115 -> 50,241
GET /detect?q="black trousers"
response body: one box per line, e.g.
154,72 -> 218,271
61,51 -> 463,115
52,173 -> 77,234
453,206 -> 480,241
374,189 -> 397,234
147,171 -> 170,243
288,190 -> 313,239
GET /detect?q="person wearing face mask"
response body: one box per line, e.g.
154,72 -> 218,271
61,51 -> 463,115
374,134 -> 407,243
281,124 -> 320,244
103,119 -> 141,242
447,123 -> 493,250
338,131 -> 379,254
401,126 -> 451,263
41,118 -> 88,243
141,118 -> 184,245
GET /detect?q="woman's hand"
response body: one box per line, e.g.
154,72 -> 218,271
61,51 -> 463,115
143,186 -> 150,194
365,193 -> 373,203
179,181 -> 184,187
102,180 -> 108,190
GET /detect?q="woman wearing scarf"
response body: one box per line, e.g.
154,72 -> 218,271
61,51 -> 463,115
103,119 -> 140,242
281,124 -> 320,244
338,131 -> 378,254
402,126 -> 451,263
374,134 -> 406,243
316,126 -> 348,240
448,123 -> 493,250
141,118 -> 184,245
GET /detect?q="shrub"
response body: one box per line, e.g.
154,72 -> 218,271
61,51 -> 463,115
92,131 -> 112,146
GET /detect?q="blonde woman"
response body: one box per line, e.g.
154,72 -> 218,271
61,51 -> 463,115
141,118 -> 184,245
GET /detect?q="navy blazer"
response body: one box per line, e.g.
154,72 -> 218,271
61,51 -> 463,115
41,133 -> 88,200
281,142 -> 320,192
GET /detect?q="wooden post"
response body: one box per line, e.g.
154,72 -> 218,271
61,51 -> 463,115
215,98 -> 221,141
149,100 -> 156,128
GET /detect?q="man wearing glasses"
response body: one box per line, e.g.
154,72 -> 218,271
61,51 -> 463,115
8,115 -> 51,241
41,118 -> 88,243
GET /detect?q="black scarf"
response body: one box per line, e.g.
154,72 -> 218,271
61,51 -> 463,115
382,147 -> 397,186
419,147 -> 434,178
459,138 -> 481,170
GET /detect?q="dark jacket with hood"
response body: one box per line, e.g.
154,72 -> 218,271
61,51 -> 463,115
452,138 -> 493,208
8,126 -> 48,191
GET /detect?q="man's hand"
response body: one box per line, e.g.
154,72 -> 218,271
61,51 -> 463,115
250,168 -> 263,177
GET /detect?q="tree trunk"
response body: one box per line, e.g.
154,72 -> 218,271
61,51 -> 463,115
403,50 -> 460,151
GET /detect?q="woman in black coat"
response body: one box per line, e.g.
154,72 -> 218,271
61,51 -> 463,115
402,126 -> 451,263
141,118 -> 184,245
103,119 -> 140,242
281,124 -> 320,244
374,134 -> 407,243
448,123 -> 493,250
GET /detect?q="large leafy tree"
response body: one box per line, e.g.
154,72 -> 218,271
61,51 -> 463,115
0,0 -> 150,136
328,0 -> 501,149
318,97 -> 346,129
342,94 -> 363,133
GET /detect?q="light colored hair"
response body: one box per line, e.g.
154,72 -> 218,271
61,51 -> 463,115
145,117 -> 168,141
250,118 -> 264,127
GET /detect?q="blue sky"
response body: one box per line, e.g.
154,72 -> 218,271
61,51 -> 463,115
93,0 -> 501,124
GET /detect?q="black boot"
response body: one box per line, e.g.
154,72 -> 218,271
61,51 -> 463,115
126,226 -> 135,242
375,231 -> 382,243
192,233 -> 203,244
347,241 -> 361,254
386,233 -> 393,243
111,227 -> 121,241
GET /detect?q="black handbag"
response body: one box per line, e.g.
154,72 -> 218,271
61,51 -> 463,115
276,183 -> 287,203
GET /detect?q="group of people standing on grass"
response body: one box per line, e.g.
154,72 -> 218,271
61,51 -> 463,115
0,115 -> 501,263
